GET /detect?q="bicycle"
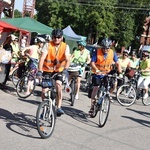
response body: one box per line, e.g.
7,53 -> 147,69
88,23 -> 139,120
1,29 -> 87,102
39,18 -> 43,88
15,57 -> 38,98
89,73 -> 118,127
67,63 -> 82,106
36,73 -> 57,139
116,69 -> 150,106
82,65 -> 93,92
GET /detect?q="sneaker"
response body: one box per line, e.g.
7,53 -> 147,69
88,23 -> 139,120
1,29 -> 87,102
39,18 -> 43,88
75,94 -> 79,100
57,108 -> 64,116
143,93 -> 148,99
88,107 -> 94,117
109,96 -> 114,103
129,94 -> 134,98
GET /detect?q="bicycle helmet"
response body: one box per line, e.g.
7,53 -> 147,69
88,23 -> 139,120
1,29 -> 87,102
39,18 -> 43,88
131,51 -> 137,56
35,36 -> 46,43
77,40 -> 87,47
142,49 -> 149,57
51,29 -> 63,37
123,49 -> 129,55
101,38 -> 112,49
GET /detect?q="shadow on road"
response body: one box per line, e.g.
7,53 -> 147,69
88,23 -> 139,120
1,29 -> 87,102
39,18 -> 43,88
62,106 -> 100,128
121,108 -> 150,127
0,108 -> 40,139
18,97 -> 41,106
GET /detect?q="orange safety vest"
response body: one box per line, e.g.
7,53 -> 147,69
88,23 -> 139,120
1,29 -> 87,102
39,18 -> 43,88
43,41 -> 67,72
92,49 -> 114,74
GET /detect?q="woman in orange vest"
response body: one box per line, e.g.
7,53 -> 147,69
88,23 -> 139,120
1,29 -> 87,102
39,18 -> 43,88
89,38 -> 121,116
37,29 -> 70,116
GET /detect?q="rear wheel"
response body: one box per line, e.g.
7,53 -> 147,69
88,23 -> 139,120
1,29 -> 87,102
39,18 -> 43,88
16,74 -> 36,98
116,84 -> 136,106
99,95 -> 110,127
70,80 -> 76,106
36,100 -> 56,139
11,68 -> 21,87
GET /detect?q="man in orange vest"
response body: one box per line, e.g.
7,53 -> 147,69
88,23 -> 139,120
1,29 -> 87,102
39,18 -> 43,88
89,38 -> 121,116
37,29 -> 70,116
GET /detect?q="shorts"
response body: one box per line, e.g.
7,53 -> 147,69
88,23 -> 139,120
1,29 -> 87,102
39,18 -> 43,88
43,72 -> 63,82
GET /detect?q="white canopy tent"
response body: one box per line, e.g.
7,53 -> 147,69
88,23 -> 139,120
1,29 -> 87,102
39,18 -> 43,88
63,25 -> 87,52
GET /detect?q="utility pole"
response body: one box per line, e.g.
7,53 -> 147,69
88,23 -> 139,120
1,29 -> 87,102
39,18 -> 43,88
21,0 -> 36,45
22,0 -> 36,18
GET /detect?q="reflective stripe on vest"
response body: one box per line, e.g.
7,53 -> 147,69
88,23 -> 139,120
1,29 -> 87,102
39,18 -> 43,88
43,41 -> 67,72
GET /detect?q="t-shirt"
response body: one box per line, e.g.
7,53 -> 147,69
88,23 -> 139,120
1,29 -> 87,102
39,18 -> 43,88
91,49 -> 118,62
140,59 -> 150,77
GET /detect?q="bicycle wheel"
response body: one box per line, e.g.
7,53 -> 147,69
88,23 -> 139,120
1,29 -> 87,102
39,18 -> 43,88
16,74 -> 36,98
142,88 -> 150,106
99,95 -> 110,127
11,68 -> 20,87
36,100 -> 56,139
70,80 -> 76,106
116,84 -> 136,106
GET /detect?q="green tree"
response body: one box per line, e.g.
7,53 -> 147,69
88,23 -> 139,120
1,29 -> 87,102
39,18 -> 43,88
14,9 -> 22,18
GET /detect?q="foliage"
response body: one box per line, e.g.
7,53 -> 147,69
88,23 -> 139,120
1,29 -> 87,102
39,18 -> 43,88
14,9 -> 22,18
35,0 -> 150,50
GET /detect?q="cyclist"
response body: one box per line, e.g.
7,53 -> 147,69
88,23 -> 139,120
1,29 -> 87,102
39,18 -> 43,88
37,29 -> 70,116
137,49 -> 150,99
21,36 -> 45,95
89,38 -> 121,116
130,51 -> 140,69
68,40 -> 91,99
118,49 -> 131,73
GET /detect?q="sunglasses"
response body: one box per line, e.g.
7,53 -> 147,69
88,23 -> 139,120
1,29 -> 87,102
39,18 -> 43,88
123,53 -> 128,56
53,36 -> 62,39
102,48 -> 109,51
142,55 -> 148,57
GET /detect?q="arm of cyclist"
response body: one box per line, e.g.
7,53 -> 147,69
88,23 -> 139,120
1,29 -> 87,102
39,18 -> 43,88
64,45 -> 70,70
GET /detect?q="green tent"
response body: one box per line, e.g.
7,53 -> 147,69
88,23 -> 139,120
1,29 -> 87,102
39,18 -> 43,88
0,17 -> 53,34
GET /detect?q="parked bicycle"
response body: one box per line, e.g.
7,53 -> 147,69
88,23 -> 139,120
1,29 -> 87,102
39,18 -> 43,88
89,73 -> 118,127
36,73 -> 57,139
116,69 -> 150,106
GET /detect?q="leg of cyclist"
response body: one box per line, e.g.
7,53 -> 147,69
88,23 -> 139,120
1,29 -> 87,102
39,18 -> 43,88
89,86 -> 99,115
142,78 -> 150,99
75,76 -> 81,99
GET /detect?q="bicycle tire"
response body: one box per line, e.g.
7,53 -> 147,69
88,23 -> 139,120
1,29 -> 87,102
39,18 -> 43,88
116,84 -> 137,107
11,68 -> 20,87
36,100 -> 56,139
70,79 -> 76,106
16,74 -> 36,98
99,95 -> 110,127
142,88 -> 150,106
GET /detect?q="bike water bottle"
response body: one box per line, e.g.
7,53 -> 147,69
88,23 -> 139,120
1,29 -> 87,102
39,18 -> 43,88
98,97 -> 103,105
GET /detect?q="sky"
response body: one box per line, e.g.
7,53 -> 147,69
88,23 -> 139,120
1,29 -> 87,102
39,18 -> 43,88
14,0 -> 24,11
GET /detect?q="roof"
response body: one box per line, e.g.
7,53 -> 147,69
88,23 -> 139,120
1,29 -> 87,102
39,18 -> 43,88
0,17 -> 53,34
0,21 -> 27,33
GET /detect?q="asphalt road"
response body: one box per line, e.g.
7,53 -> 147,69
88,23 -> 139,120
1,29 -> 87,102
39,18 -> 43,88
0,80 -> 150,150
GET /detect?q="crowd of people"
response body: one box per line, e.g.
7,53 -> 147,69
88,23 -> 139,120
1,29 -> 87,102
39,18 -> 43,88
0,29 -> 150,117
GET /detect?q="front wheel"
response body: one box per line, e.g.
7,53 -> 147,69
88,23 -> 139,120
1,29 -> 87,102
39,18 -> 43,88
99,95 -> 110,127
16,74 -> 36,98
36,100 -> 56,139
142,88 -> 150,106
116,84 -> 137,107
